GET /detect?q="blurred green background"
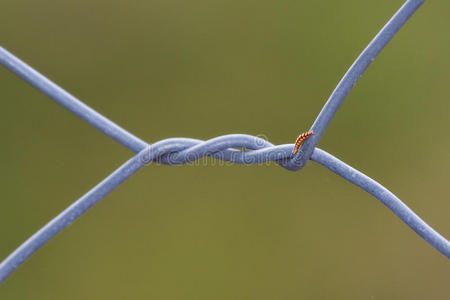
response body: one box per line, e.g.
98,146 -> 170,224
1,0 -> 449,299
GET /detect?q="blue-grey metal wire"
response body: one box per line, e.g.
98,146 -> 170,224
0,47 -> 148,154
0,0 -> 448,284
289,0 -> 426,171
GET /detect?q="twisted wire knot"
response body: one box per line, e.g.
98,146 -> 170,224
138,134 -> 313,171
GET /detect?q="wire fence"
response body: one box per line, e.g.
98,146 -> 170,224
0,0 -> 448,283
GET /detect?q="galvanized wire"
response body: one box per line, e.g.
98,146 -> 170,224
0,0 -> 448,284
292,0 -> 427,171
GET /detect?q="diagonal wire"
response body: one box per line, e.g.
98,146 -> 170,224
312,149 -> 449,257
287,0 -> 426,171
0,47 -> 148,153
0,0 -> 448,284
0,153 -> 145,283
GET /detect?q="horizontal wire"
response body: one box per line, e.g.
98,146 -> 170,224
139,135 -> 300,168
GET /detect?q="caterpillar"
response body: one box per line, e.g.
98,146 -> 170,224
292,131 -> 313,155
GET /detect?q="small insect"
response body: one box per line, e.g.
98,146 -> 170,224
292,131 -> 313,154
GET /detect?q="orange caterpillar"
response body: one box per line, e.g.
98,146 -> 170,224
292,131 -> 313,154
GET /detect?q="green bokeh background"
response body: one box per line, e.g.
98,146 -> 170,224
1,0 -> 449,299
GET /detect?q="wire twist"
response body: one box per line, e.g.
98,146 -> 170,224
139,135 -> 307,170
